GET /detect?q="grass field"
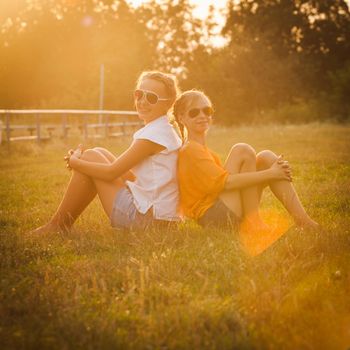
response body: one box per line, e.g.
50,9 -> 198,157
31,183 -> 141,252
1,123 -> 349,349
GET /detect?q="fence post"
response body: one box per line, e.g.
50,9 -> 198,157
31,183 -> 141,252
36,113 -> 41,143
105,113 -> 109,138
5,113 -> 11,152
62,113 -> 68,139
122,120 -> 126,136
0,119 -> 2,145
84,115 -> 88,140
6,113 -> 11,144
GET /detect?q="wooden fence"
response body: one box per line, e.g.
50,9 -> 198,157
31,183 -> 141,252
0,109 -> 141,145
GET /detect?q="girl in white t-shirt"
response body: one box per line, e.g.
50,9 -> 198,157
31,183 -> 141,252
31,71 -> 182,233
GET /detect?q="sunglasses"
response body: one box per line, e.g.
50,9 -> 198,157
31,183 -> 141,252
188,106 -> 214,119
134,89 -> 170,105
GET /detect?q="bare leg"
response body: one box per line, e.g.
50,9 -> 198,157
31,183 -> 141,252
49,170 -> 97,230
220,143 -> 266,227
219,144 -> 290,256
94,147 -> 135,182
94,147 -> 117,162
31,149 -> 123,233
256,150 -> 318,229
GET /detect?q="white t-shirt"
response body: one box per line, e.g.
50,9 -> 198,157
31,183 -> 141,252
126,115 -> 182,221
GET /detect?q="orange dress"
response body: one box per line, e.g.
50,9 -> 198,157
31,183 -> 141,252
178,141 -> 292,257
177,141 -> 229,219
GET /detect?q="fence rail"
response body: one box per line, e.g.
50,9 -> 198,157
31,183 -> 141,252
0,109 -> 141,145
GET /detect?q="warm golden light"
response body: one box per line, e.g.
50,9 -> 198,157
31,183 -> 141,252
127,0 -> 228,20
125,0 -> 234,47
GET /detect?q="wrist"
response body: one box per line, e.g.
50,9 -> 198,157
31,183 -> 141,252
69,156 -> 80,169
264,169 -> 274,181
73,149 -> 82,158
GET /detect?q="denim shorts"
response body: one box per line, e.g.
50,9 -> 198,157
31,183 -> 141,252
110,187 -> 176,230
197,198 -> 240,230
110,187 -> 150,230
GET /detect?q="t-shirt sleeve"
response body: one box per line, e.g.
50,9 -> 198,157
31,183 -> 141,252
210,151 -> 224,167
134,124 -> 181,153
182,145 -> 229,195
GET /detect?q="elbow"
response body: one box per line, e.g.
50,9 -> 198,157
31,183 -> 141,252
224,179 -> 239,191
105,170 -> 116,182
224,175 -> 237,190
224,183 -> 236,191
106,166 -> 123,182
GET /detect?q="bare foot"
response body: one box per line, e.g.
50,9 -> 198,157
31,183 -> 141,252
296,217 -> 320,230
27,222 -> 64,235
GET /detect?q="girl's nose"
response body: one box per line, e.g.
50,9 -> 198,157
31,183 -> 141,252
199,110 -> 210,119
138,95 -> 148,107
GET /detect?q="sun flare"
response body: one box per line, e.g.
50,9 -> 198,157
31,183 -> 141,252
127,0 -> 229,20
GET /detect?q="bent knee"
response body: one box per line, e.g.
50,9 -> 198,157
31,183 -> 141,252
93,147 -> 107,153
80,148 -> 103,161
231,143 -> 256,159
256,150 -> 278,170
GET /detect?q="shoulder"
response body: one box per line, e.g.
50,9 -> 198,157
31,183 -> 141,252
134,116 -> 181,152
180,141 -> 202,152
180,141 -> 212,154
209,149 -> 221,161
179,142 -> 213,162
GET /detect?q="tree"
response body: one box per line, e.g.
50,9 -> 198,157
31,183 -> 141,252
136,0 -> 203,77
223,0 -> 350,92
0,0 -> 155,108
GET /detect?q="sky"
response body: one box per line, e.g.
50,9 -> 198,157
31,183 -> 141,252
127,0 -> 229,19
126,0 -> 230,46
126,0 -> 350,47
127,0 -> 350,19
2,0 -> 349,47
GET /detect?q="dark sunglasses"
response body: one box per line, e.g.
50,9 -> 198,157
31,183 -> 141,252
188,106 -> 214,119
134,89 -> 170,105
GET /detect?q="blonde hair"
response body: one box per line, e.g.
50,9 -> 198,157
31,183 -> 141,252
136,71 -> 180,107
172,89 -> 212,141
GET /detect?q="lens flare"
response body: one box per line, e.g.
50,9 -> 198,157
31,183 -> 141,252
239,209 -> 292,257
81,15 -> 93,27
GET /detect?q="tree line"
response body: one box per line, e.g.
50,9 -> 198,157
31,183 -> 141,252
1,0 -> 349,123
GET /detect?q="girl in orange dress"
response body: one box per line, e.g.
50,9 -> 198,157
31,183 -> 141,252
174,90 -> 318,256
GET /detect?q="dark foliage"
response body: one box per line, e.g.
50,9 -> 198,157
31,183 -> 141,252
0,0 -> 349,122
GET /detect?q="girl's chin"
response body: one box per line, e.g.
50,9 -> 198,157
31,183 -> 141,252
197,125 -> 210,132
137,111 -> 150,119
138,112 -> 160,123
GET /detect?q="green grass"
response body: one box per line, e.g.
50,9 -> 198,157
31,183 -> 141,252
1,123 -> 350,349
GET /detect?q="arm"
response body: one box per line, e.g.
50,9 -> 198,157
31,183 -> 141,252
69,140 -> 165,182
224,158 -> 292,190
120,170 -> 136,182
